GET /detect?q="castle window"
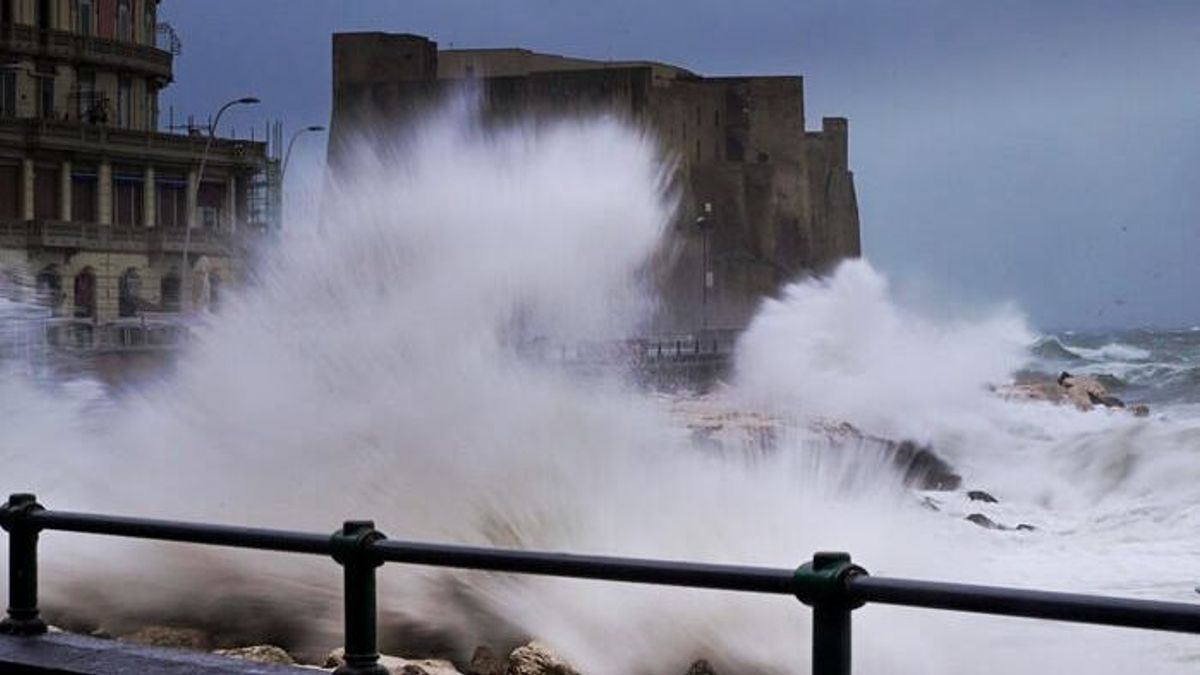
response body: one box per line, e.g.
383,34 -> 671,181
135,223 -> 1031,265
726,136 -> 744,162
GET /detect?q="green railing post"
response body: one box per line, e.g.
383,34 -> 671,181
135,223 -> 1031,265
330,520 -> 388,675
794,551 -> 868,675
0,493 -> 48,636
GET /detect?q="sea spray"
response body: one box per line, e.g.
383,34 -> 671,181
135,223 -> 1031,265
0,107 -> 1196,672
733,261 -> 1034,441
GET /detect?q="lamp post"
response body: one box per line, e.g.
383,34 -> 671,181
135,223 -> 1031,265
278,125 -> 325,229
281,125 -> 325,180
181,96 -> 259,313
696,201 -> 714,330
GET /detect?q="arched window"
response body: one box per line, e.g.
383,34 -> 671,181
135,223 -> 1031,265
190,256 -> 211,312
209,272 -> 222,311
159,269 -> 181,312
35,265 -> 62,312
118,267 -> 141,317
73,266 -> 96,319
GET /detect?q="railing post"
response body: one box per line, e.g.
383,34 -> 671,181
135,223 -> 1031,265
330,520 -> 388,675
0,493 -> 48,636
794,551 -> 868,675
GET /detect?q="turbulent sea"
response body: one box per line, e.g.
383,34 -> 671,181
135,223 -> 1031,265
1032,329 -> 1200,406
2,106 -> 1200,673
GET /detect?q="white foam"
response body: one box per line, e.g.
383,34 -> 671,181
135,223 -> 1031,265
2,106 -> 1199,673
1072,343 -> 1153,362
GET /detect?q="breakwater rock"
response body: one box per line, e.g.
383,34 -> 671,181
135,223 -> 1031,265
669,395 -> 962,491
997,373 -> 1149,416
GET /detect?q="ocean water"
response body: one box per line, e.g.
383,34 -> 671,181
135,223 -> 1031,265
2,108 -> 1199,673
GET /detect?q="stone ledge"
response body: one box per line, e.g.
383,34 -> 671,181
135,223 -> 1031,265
0,632 -> 319,674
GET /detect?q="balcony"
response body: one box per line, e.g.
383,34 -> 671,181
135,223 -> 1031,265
0,118 -> 267,169
0,23 -> 173,81
0,316 -> 190,355
0,219 -> 250,257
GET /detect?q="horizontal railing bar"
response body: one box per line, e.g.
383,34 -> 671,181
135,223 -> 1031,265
851,576 -> 1200,634
25,511 -> 332,556
11,507 -> 1200,635
372,539 -> 797,594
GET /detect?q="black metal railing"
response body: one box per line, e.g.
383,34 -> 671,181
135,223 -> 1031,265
3,493 -> 1200,675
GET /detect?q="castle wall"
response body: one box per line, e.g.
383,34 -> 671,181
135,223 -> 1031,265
328,32 -> 861,331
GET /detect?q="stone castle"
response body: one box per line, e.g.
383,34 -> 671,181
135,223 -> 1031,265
329,32 -> 860,330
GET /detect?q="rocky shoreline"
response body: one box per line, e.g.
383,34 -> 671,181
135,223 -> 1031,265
82,626 -> 708,674
34,381 -> 1149,673
996,372 -> 1149,416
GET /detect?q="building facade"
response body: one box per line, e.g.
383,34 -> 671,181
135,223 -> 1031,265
0,0 -> 268,323
330,32 -> 861,331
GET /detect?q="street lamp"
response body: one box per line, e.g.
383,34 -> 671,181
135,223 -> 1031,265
277,125 -> 325,230
181,96 -> 259,313
281,125 -> 325,180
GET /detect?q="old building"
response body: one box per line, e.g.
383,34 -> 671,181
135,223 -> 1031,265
329,32 -> 860,331
0,0 -> 268,324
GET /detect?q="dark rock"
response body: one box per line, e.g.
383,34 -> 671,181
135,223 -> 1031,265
1090,392 -> 1125,408
468,645 -> 507,675
967,490 -> 999,504
966,514 -> 1038,532
686,659 -> 718,675
121,626 -> 211,650
508,642 -> 580,675
326,647 -> 462,673
813,421 -> 962,491
1131,404 -> 1150,418
891,440 -> 962,491
212,645 -> 295,665
965,513 -> 1003,530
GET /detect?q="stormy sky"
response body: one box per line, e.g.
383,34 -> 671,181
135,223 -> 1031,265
160,1 -> 1200,331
